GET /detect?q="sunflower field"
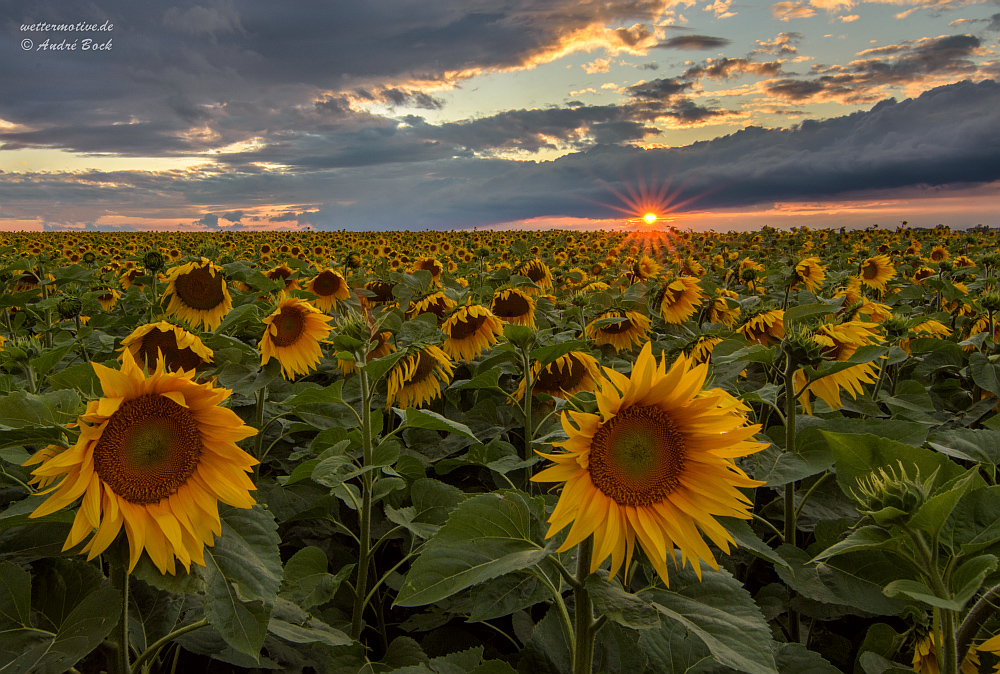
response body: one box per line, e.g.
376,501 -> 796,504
4,225 -> 1000,674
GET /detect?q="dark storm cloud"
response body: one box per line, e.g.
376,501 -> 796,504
5,79 -> 996,230
626,78 -> 693,101
685,58 -> 783,80
0,0 -> 670,157
656,35 -> 732,50
768,34 -> 982,103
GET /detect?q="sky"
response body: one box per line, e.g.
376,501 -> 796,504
0,0 -> 998,232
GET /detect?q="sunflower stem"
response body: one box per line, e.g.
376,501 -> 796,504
520,348 -> 534,491
252,386 -> 267,473
350,367 -> 374,641
109,564 -> 131,674
782,351 -> 801,644
573,536 -> 595,674
131,618 -> 208,673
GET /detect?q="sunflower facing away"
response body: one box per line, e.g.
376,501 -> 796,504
491,288 -> 537,329
24,349 -> 258,575
739,309 -> 785,347
586,310 -> 651,352
657,277 -> 704,324
161,258 -> 233,331
532,342 -> 766,585
386,345 -> 454,409
305,268 -> 350,312
442,304 -> 504,362
515,351 -> 603,400
120,321 -> 214,374
260,297 -> 334,380
406,291 -> 458,324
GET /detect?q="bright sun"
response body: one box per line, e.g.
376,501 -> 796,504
643,213 -> 657,224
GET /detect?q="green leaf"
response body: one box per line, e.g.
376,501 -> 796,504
811,526 -> 894,563
586,574 -> 660,630
29,343 -> 76,378
943,485 -> 1000,554
529,341 -> 588,368
718,518 -> 791,570
638,620 -> 712,674
468,572 -> 551,622
279,546 -> 353,611
215,303 -> 259,335
854,624 -> 906,674
0,390 -> 80,428
128,578 -> 183,654
280,380 -> 346,407
883,579 -> 962,610
951,554 -> 998,609
0,560 -> 31,627
647,562 -> 777,674
266,598 -> 351,647
752,442 -> 833,488
819,431 -> 965,502
969,352 -> 1000,397
776,642 -> 840,673
395,490 -> 551,607
783,302 -> 840,332
907,469 -> 979,536
200,505 -> 282,660
46,362 -> 102,396
362,348 -> 408,383
448,369 -> 502,393
397,407 -> 479,442
928,428 -> 1000,467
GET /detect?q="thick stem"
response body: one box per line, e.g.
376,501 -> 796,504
941,608 -> 958,674
573,537 -> 595,674
782,352 -> 800,643
957,583 -> 1000,663
109,565 -> 131,674
350,369 -> 374,640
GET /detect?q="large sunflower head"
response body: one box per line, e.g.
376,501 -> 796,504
738,309 -> 785,347
586,310 -> 651,352
260,297 -> 334,380
24,349 -> 258,575
491,288 -> 537,329
517,259 -> 553,293
441,304 -> 503,362
120,321 -> 214,375
362,279 -> 397,308
161,258 -> 233,331
858,254 -> 896,292
532,343 -> 766,585
413,258 -> 443,283
386,345 -> 454,409
305,268 -> 351,312
709,289 -> 741,328
406,291 -> 458,324
793,257 -> 827,293
632,255 -> 662,281
657,277 -> 704,325
515,351 -> 602,400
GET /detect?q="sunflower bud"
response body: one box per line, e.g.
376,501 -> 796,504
475,248 -> 491,259
781,326 -> 824,369
852,461 -> 936,526
982,292 -> 1000,313
332,310 -> 371,353
143,251 -> 166,274
938,260 -> 954,273
981,253 -> 1000,270
56,296 -> 83,320
883,315 -> 912,342
571,292 -> 590,308
82,251 -> 97,265
740,267 -> 758,283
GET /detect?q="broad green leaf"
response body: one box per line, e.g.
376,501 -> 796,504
928,428 -> 1000,467
200,505 -> 282,660
951,554 -> 997,609
46,362 -> 102,396
883,579 -> 961,610
586,574 -> 660,630
280,380 -> 346,407
783,302 -> 840,331
648,562 -> 777,674
397,407 -> 479,442
854,624 -> 906,674
448,369 -> 502,393
943,485 -> 1000,553
468,571 -> 551,622
907,469 -> 979,536
810,526 -> 894,563
362,349 -> 408,382
718,518 -> 791,570
128,578 -> 184,654
266,598 -> 351,647
0,560 -> 31,627
529,341 -> 588,368
752,442 -> 833,488
279,546 -> 353,610
638,620 -> 713,674
29,343 -> 76,378
0,390 -> 80,428
969,352 -> 1000,397
776,643 -> 840,673
395,490 -> 551,607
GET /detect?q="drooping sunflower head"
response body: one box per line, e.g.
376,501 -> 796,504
516,351 -> 602,400
260,297 -> 334,380
24,349 -> 258,575
793,257 -> 827,293
738,309 -> 785,347
386,345 -> 454,409
517,259 -> 553,292
120,321 -> 214,375
305,268 -> 351,312
656,276 -> 704,325
858,254 -> 896,292
532,342 -> 766,585
413,257 -> 443,282
406,291 -> 458,324
586,310 -> 651,353
442,304 -> 503,362
97,288 -> 122,312
161,258 -> 233,331
362,279 -> 397,308
491,288 -> 537,328
708,289 -> 741,328
265,264 -> 299,296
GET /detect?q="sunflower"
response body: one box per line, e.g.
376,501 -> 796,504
794,321 -> 882,415
442,304 -> 503,362
97,288 -> 122,312
687,336 -> 723,365
657,277 -> 704,324
386,345 -> 454,409
120,321 -> 214,374
911,631 -> 979,674
515,351 -> 602,400
928,246 -> 950,264
412,258 -> 443,283
858,255 -> 896,292
793,257 -> 827,293
900,319 -> 951,355
406,291 -> 457,324
632,255 -> 662,281
161,258 -> 233,331
531,342 -> 766,585
362,280 -> 397,308
491,288 -> 537,328
337,331 -> 395,376
586,310 -> 651,352
24,349 -> 258,575
265,264 -> 299,296
517,259 -> 553,293
260,298 -> 334,380
708,289 -> 741,328
739,309 -> 785,347
305,268 -> 350,312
